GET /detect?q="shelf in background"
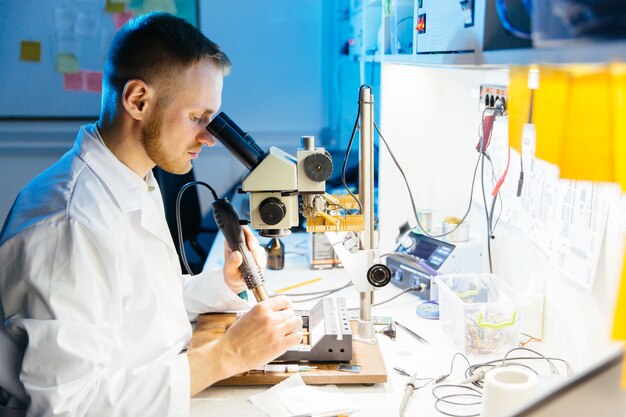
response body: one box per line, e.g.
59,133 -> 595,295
383,39 -> 626,67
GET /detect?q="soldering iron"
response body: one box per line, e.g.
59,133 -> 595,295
212,197 -> 269,302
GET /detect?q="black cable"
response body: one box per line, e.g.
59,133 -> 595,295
478,108 -> 499,274
342,104 -> 363,214
375,122 -> 481,239
435,352 -> 472,384
175,181 -> 219,276
347,285 -> 424,311
432,385 -> 482,417
517,89 -> 534,197
484,155 -> 504,233
480,151 -> 493,274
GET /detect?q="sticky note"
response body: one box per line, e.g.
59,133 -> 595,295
84,71 -> 103,92
559,67 -> 613,182
113,11 -> 134,30
75,11 -> 99,37
611,63 -> 626,191
532,67 -> 569,166
20,41 -> 41,62
64,72 -> 84,91
105,0 -> 126,13
143,0 -> 177,14
54,8 -> 75,32
128,0 -> 144,11
55,54 -> 79,74
613,253 -> 626,341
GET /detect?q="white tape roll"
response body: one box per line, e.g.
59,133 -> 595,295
481,366 -> 538,417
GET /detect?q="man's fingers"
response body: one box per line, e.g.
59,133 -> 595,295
271,308 -> 299,324
279,315 -> 304,337
225,250 -> 242,269
266,295 -> 293,311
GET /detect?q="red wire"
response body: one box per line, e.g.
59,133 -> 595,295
491,145 -> 510,197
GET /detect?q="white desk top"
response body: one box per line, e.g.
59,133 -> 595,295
191,231 -> 616,416
191,231 -> 477,417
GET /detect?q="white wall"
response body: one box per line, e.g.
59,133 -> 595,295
378,63 -> 623,369
199,0 -> 329,142
0,120 -> 256,223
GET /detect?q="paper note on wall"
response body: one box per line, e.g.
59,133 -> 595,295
56,54 -> 79,74
54,8 -> 75,32
611,64 -> 626,191
75,11 -> 99,37
113,11 -> 134,30
509,64 -> 626,190
560,67 -> 613,182
84,71 -> 103,93
143,0 -> 176,14
20,41 -> 41,62
64,72 -> 84,91
105,0 -> 126,13
532,68 -> 570,166
506,66 -> 530,152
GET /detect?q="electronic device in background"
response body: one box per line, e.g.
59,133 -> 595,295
386,231 -> 483,300
309,232 -> 341,270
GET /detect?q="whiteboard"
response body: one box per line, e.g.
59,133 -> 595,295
0,0 -> 198,118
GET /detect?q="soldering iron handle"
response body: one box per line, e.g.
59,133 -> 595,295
212,198 -> 268,301
399,372 -> 417,417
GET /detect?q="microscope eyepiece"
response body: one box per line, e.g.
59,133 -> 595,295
206,112 -> 266,170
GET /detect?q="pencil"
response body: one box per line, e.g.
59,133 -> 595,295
275,277 -> 323,293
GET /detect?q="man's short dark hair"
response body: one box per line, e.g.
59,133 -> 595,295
103,12 -> 231,100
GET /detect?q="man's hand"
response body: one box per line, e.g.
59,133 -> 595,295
188,296 -> 303,395
222,226 -> 267,294
219,296 -> 303,372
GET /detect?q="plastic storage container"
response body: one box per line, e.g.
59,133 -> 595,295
436,274 -> 521,355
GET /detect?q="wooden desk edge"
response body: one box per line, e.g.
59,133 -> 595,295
191,313 -> 388,386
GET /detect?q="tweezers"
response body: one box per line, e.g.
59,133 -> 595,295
394,320 -> 429,344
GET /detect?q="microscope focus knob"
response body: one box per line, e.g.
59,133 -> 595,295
303,152 -> 333,182
367,264 -> 392,288
259,197 -> 286,226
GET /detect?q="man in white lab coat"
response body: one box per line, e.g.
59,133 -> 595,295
0,12 -> 303,417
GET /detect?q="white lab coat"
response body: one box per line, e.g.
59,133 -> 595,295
0,125 -> 249,417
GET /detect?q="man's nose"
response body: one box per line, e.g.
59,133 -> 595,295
197,129 -> 216,147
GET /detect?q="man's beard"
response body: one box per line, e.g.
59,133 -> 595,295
141,109 -> 192,175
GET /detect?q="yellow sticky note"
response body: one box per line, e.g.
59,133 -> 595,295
533,67 -> 570,166
613,252 -> 626,341
55,54 -> 79,74
105,0 -> 126,13
611,63 -> 626,191
560,67 -> 613,182
507,66 -> 531,152
20,40 -> 41,62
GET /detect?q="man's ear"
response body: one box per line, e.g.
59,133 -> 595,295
121,79 -> 154,121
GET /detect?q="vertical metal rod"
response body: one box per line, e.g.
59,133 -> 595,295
358,85 -> 375,340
